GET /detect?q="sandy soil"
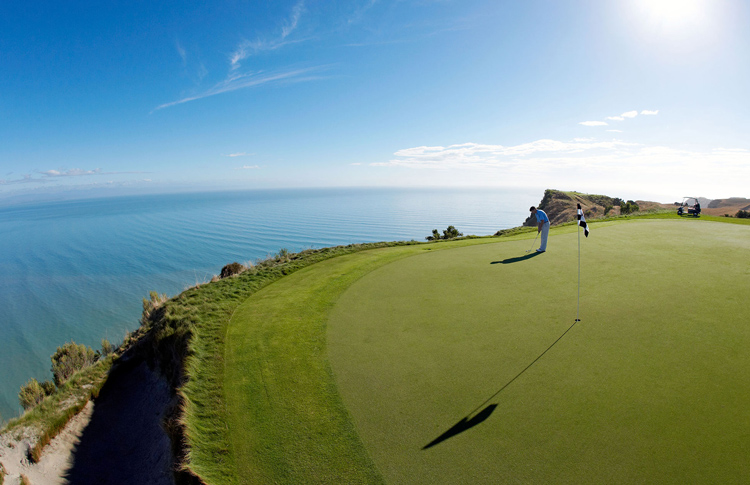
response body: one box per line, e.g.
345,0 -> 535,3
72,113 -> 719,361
0,360 -> 175,485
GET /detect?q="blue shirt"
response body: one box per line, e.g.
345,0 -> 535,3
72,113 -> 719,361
535,209 -> 549,224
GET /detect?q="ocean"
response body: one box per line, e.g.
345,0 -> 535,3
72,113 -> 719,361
0,186 -> 539,421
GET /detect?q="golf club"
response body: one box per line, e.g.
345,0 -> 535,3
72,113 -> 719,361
525,232 -> 539,253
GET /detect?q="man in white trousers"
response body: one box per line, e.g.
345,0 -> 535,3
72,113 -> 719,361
529,206 -> 549,252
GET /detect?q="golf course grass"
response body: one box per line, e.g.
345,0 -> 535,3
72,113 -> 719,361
222,219 -> 749,484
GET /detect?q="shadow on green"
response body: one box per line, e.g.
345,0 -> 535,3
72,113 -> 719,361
491,252 -> 542,264
423,404 -> 498,450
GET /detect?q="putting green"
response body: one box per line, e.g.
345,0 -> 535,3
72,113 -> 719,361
328,220 -> 750,484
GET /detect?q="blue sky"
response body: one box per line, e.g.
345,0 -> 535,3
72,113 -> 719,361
1,0 -> 748,202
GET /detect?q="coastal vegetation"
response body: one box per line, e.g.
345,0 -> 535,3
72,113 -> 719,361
426,225 -> 464,241
5,356 -> 113,463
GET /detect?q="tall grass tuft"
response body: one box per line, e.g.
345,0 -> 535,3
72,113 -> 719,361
51,341 -> 97,387
140,291 -> 168,325
101,338 -> 113,356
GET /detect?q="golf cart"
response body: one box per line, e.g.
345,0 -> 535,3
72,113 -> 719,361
677,196 -> 701,217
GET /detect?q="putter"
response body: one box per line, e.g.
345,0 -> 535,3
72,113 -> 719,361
525,233 -> 539,253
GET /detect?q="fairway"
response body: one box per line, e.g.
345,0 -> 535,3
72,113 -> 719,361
328,220 -> 750,484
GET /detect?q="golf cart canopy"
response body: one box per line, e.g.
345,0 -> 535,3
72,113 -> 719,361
677,197 -> 701,217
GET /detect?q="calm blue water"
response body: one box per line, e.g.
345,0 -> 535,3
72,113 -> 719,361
0,187 -> 538,420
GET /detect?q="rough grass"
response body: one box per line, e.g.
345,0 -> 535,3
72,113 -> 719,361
328,219 -> 750,483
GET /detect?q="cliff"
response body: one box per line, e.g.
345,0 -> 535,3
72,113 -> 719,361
522,189 -> 617,226
522,189 -> 675,227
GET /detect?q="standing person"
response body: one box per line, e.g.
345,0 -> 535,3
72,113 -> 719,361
529,206 -> 550,252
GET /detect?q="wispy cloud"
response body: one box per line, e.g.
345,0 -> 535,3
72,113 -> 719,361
239,165 -> 261,169
347,0 -> 379,25
0,174 -> 37,186
225,152 -> 253,157
40,168 -> 102,177
230,1 -> 306,71
584,109 -> 657,127
1,168 -> 148,186
176,41 -> 187,65
607,129 -> 624,133
153,67 -> 323,111
155,2 -> 319,112
282,1 -> 305,39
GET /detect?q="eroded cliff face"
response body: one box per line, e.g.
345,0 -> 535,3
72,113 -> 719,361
522,189 -> 620,227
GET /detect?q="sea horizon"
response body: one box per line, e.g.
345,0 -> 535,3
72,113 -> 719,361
0,185 -> 541,421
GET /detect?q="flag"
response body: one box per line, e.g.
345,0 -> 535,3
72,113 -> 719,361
577,203 -> 590,237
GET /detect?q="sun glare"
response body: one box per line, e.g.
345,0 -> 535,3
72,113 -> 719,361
633,0 -> 710,31
627,0 -> 722,51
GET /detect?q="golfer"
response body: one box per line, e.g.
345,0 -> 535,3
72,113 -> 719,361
529,206 -> 549,252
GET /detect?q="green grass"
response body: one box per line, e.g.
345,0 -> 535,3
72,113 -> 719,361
216,237 -> 508,484
328,219 -> 750,483
173,215 -> 750,483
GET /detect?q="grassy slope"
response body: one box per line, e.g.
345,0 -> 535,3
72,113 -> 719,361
328,219 -> 750,484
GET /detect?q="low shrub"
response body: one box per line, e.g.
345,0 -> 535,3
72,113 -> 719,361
220,262 -> 246,278
19,378 -> 46,410
51,341 -> 97,387
443,225 -> 463,239
426,229 -> 441,241
620,200 -> 640,215
426,226 -> 463,241
41,380 -> 56,396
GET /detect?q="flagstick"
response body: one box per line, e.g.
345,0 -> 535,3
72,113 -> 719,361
576,221 -> 581,322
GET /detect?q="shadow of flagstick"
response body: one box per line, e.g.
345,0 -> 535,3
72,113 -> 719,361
423,404 -> 498,449
422,319 -> 580,450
